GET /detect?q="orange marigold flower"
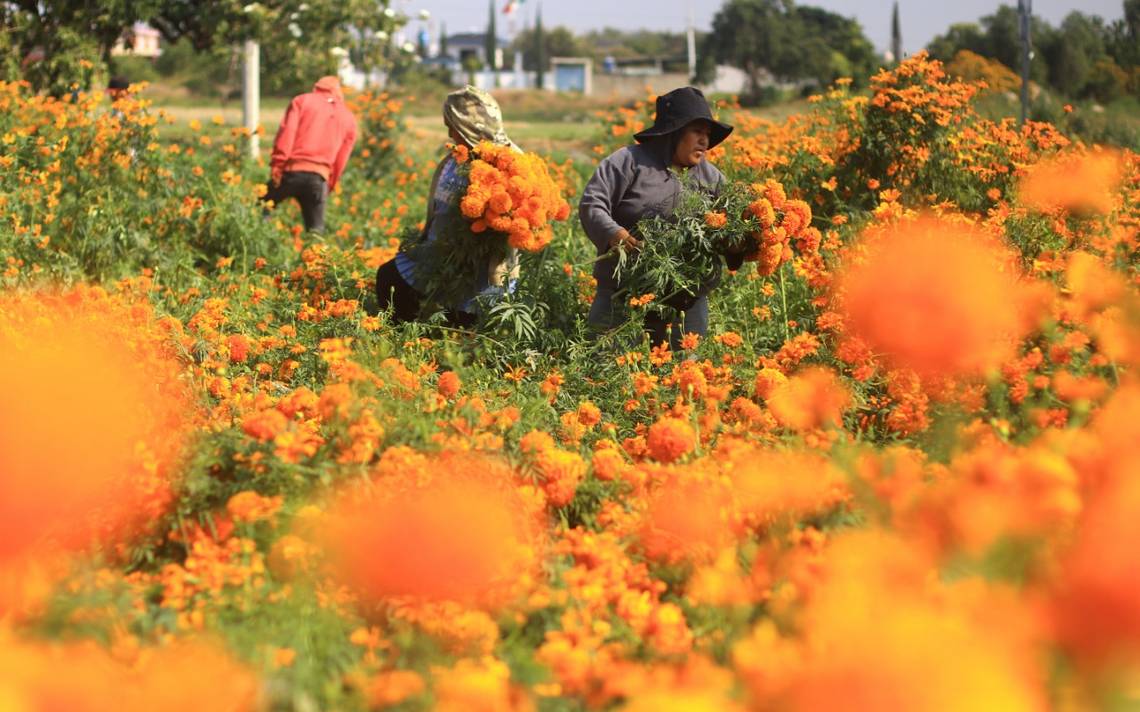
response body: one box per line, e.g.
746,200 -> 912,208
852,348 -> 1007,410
837,215 -> 1035,378
325,456 -> 540,606
226,334 -> 251,363
533,447 -> 586,507
226,490 -> 283,524
1054,465 -> 1140,665
591,447 -> 628,482
704,211 -> 728,228
1019,150 -> 1123,216
755,367 -> 789,400
576,400 -> 601,427
0,289 -> 190,565
241,409 -> 289,442
767,367 -> 851,431
366,670 -> 426,708
267,533 -> 313,582
437,370 -> 462,398
641,474 -> 732,564
459,195 -> 486,219
646,417 -> 696,463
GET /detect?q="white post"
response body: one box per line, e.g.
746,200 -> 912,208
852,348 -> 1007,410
242,39 -> 260,159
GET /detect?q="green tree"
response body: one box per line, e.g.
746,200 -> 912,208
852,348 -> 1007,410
699,0 -> 876,95
2,0 -> 155,95
891,0 -> 901,64
699,0 -> 803,96
795,5 -> 877,86
485,0 -> 498,70
534,7 -> 546,89
927,23 -> 986,62
510,25 -> 583,71
148,1 -> 408,95
1041,12 -> 1109,97
980,5 -> 1056,84
1105,0 -> 1139,74
1087,57 -> 1129,101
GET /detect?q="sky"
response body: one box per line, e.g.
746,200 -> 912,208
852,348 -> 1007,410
395,0 -> 1126,54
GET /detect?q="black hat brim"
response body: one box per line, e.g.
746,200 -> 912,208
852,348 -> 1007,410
634,118 -> 734,149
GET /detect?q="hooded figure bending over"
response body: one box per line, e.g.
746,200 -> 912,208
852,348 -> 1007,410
374,86 -> 520,327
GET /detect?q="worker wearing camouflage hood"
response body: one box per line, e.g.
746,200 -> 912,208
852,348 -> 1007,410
262,75 -> 358,233
374,86 -> 520,326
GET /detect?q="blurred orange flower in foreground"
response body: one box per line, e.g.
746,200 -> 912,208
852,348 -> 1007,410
324,454 -> 541,607
1019,150 -> 1123,216
736,531 -> 1047,712
837,215 -> 1034,378
646,416 -> 696,463
0,288 -> 189,567
640,474 -> 732,564
0,634 -> 259,712
767,367 -> 850,431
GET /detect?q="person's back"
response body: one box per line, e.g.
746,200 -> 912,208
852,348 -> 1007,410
262,76 -> 357,233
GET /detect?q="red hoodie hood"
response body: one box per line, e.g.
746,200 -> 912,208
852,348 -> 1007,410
313,76 -> 343,100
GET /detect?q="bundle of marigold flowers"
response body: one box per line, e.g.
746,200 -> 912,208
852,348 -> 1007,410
405,141 -> 571,309
743,179 -> 815,276
612,175 -> 756,314
456,141 -> 571,252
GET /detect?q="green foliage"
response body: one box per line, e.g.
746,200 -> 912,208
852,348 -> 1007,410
928,4 -> 1140,102
485,0 -> 498,71
611,177 -> 755,318
700,0 -> 878,99
511,26 -> 583,72
2,0 -> 151,94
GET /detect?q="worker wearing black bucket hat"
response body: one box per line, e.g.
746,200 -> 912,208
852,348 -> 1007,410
580,86 -> 739,349
633,87 -> 734,147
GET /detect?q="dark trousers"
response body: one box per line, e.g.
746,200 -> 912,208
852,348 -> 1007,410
262,171 -> 327,232
375,259 -> 478,328
375,258 -> 422,323
645,296 -> 709,348
588,284 -> 709,350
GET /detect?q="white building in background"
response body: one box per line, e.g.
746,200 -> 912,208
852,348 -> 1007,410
111,23 -> 162,58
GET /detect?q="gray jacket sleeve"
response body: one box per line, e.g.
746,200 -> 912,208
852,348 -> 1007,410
579,149 -> 634,253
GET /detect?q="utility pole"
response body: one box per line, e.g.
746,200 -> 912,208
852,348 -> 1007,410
242,39 -> 260,159
686,0 -> 697,82
1018,0 -> 1032,126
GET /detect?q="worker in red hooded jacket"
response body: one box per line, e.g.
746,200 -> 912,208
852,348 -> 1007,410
261,75 -> 357,233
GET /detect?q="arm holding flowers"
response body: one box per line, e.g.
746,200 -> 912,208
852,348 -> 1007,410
579,149 -> 642,253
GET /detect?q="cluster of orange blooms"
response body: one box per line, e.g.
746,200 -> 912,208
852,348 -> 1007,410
4,51 -> 1140,711
456,140 -> 572,251
0,286 -> 189,578
742,179 -> 817,275
835,213 -> 1038,378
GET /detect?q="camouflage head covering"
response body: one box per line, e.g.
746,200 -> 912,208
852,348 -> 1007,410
443,86 -> 515,149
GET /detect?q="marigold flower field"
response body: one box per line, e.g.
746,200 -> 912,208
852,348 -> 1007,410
1,54 -> 1139,710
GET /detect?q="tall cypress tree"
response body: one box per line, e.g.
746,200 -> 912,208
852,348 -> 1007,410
534,4 -> 545,89
485,0 -> 498,71
440,21 -> 448,57
891,1 -> 902,64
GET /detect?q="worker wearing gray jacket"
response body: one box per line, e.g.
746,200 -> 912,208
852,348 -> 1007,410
579,86 -> 739,348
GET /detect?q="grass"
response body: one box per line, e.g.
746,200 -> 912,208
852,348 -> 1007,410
149,82 -> 817,165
